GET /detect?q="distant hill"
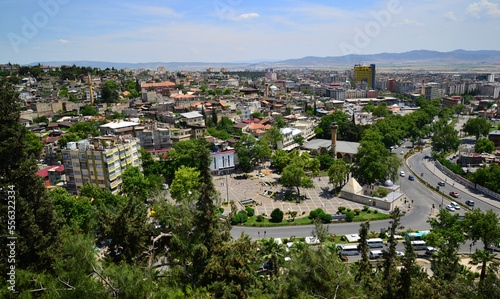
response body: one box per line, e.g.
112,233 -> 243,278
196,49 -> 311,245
27,50 -> 500,70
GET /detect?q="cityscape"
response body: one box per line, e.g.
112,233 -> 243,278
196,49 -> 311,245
1,0 -> 500,298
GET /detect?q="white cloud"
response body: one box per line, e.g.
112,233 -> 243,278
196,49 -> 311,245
467,0 -> 500,18
232,12 -> 260,21
59,39 -> 70,44
391,19 -> 425,28
444,11 -> 457,21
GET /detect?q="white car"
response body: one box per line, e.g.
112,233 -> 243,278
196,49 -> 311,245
396,251 -> 405,257
450,202 -> 460,210
446,205 -> 456,212
400,171 -> 406,177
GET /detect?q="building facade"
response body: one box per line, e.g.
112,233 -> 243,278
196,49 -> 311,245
62,137 -> 142,195
354,64 -> 376,89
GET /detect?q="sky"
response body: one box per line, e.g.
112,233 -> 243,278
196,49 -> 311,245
1,0 -> 500,64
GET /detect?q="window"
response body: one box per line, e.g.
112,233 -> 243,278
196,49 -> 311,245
76,179 -> 82,183
96,164 -> 102,168
74,170 -> 80,176
94,155 -> 101,160
98,180 -> 104,184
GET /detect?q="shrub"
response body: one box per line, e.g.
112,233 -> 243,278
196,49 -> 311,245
256,215 -> 264,222
231,213 -> 241,225
321,213 -> 333,223
271,208 -> 284,223
345,212 -> 355,222
347,208 -> 352,212
302,211 -> 305,215
363,205 -> 369,211
354,209 -> 361,216
309,208 -> 325,219
374,210 -> 379,214
245,207 -> 255,217
231,211 -> 248,225
338,207 -> 346,212
219,207 -> 224,214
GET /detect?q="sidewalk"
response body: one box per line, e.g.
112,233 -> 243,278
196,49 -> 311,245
418,149 -> 500,210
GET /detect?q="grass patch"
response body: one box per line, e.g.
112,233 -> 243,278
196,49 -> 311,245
353,211 -> 391,221
238,216 -> 314,227
235,210 -> 391,227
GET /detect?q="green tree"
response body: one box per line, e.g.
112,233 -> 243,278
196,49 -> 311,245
354,129 -> 402,184
293,135 -> 305,146
270,208 -> 284,223
170,166 -> 200,203
50,188 -> 94,233
250,111 -> 265,119
32,115 -> 49,125
281,244 -> 361,298
475,138 -> 495,154
425,209 -> 467,281
204,235 -> 260,297
275,116 -> 285,128
122,166 -> 152,201
316,153 -> 334,170
0,80 -> 62,273
271,149 -> 289,170
235,134 -> 258,172
381,206 -> 403,298
431,125 -> 461,154
24,127 -> 43,157
211,109 -> 218,126
100,80 -> 120,103
100,195 -> 148,264
264,125 -> 283,149
463,117 -> 491,140
328,158 -> 349,190
398,235 -> 422,298
372,102 -> 390,118
464,208 -> 500,282
356,221 -> 373,286
280,153 -> 314,197
80,105 -> 99,116
258,238 -> 286,277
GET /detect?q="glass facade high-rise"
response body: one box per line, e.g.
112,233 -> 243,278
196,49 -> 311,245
353,64 -> 376,89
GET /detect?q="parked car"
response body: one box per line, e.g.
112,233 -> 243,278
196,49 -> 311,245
466,200 -> 475,206
400,171 -> 405,177
438,181 -> 445,186
449,191 -> 459,198
408,175 -> 414,181
396,251 -> 405,257
446,205 -> 456,212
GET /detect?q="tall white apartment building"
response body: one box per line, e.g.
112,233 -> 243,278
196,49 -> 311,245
62,136 -> 142,195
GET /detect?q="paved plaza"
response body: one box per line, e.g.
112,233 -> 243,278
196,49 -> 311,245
213,167 -> 376,217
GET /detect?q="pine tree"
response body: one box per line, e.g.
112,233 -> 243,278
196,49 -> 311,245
0,80 -> 61,273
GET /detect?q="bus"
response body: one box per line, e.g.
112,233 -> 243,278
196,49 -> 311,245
367,238 -> 384,248
411,240 -> 427,250
338,244 -> 360,256
405,231 -> 429,242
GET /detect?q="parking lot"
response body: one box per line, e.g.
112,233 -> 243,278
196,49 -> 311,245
212,169 -> 378,217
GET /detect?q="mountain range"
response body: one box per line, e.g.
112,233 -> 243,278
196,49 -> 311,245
28,50 -> 500,71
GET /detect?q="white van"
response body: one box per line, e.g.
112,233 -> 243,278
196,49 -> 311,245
369,250 -> 383,259
367,238 -> 384,248
411,240 -> 427,250
338,244 -> 359,256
